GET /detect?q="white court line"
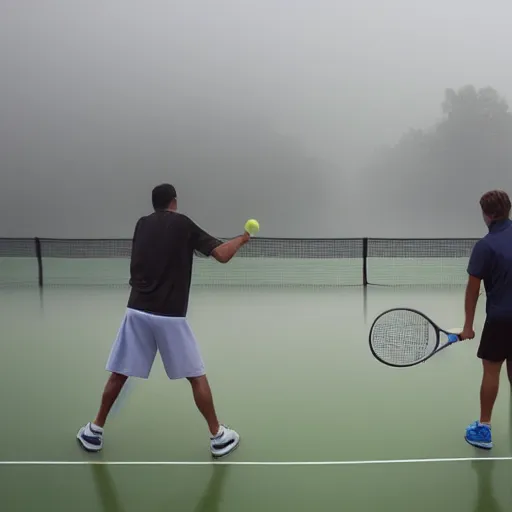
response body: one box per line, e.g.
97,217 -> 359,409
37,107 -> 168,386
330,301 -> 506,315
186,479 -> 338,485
1,457 -> 512,466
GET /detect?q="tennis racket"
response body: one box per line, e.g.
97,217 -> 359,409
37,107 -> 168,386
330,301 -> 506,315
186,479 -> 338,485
369,308 -> 462,368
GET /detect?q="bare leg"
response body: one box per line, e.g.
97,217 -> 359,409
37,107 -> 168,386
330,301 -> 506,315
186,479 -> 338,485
93,372 -> 128,428
480,360 -> 503,424
506,360 -> 512,387
187,375 -> 220,436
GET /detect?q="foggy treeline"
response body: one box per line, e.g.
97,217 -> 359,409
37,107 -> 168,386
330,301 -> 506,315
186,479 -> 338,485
361,85 -> 512,237
1,2 -> 511,239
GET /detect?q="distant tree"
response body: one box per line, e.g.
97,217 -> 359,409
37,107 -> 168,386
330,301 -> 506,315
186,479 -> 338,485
362,85 -> 512,235
442,85 -> 509,119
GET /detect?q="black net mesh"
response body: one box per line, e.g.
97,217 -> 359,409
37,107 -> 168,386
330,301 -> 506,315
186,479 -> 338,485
0,237 -> 478,287
0,238 -> 37,257
367,238 -> 478,286
367,238 -> 477,258
0,239 -> 39,286
40,239 -> 133,258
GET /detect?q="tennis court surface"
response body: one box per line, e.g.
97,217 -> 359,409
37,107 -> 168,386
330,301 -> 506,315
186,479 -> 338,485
1,237 -> 511,511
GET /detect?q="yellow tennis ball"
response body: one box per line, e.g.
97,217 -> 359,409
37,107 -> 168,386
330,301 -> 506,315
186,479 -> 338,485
244,219 -> 260,235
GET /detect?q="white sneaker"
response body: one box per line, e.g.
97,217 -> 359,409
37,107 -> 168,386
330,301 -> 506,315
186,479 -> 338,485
77,422 -> 104,452
210,425 -> 240,458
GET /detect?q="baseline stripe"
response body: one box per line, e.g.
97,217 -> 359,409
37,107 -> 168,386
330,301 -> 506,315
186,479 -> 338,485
0,457 -> 511,466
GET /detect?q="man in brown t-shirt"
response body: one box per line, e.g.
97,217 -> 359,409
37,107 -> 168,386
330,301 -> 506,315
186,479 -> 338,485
76,184 -> 250,458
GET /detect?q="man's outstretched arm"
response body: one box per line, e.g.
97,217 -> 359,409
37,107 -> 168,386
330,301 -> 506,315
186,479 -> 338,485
211,233 -> 250,263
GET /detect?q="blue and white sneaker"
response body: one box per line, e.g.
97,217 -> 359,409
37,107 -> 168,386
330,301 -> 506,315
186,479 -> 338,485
210,425 -> 240,458
465,421 -> 493,449
77,422 -> 104,452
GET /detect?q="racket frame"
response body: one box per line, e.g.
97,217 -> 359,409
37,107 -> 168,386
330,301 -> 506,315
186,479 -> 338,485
368,307 -> 461,368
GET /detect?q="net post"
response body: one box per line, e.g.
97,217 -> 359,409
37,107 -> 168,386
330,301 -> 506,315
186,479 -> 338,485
362,237 -> 368,323
35,237 -> 43,288
362,238 -> 368,286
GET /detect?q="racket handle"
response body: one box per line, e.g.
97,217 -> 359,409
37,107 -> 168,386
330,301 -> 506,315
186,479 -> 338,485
448,334 -> 459,343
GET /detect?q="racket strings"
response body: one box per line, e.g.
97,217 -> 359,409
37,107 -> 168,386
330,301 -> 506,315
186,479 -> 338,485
370,310 -> 438,366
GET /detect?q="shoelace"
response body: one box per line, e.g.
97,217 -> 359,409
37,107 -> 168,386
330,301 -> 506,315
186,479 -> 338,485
470,424 -> 490,438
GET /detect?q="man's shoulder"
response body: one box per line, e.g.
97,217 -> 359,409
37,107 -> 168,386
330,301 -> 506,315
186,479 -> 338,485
476,235 -> 490,245
132,212 -> 195,246
136,211 -> 192,226
468,237 -> 493,265
482,224 -> 512,246
494,223 -> 512,239
174,211 -> 193,222
165,211 -> 193,224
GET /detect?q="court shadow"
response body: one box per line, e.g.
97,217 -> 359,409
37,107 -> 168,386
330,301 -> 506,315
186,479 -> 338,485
363,287 -> 368,325
38,287 -> 44,312
191,464 -> 230,512
90,463 -> 125,512
156,462 -> 229,511
471,460 -> 502,512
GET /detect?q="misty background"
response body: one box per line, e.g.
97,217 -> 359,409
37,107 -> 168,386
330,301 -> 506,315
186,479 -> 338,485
1,0 -> 512,239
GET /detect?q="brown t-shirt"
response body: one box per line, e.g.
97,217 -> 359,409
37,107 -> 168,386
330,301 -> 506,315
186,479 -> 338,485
127,210 -> 222,317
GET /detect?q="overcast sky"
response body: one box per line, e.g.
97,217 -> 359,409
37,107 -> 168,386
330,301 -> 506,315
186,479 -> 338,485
1,0 -> 511,238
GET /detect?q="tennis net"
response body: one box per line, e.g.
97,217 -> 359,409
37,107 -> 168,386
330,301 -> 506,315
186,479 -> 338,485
0,237 -> 478,287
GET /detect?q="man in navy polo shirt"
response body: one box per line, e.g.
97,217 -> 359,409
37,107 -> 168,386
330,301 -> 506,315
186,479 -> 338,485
460,190 -> 512,449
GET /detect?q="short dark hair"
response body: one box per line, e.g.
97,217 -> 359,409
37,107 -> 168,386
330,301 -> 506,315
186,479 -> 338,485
480,190 -> 511,220
152,184 -> 177,210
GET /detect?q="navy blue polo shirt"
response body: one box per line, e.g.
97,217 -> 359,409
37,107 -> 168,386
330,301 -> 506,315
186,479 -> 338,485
467,218 -> 512,319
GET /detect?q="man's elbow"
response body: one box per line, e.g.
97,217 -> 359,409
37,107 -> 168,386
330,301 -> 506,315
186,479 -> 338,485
211,248 -> 229,263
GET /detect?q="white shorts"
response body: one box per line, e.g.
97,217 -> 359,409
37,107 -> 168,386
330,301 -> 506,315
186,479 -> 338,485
106,308 -> 205,380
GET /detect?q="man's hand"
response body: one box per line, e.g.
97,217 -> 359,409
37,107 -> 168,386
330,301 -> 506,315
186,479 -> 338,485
459,326 -> 475,340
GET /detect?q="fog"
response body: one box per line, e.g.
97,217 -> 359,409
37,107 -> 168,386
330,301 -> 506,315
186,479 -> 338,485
2,0 -> 512,239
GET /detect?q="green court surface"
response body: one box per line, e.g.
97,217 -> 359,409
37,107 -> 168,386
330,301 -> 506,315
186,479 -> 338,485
1,284 -> 512,511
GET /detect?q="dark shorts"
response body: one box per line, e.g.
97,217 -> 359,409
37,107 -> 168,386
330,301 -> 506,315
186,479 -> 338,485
478,318 -> 512,362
